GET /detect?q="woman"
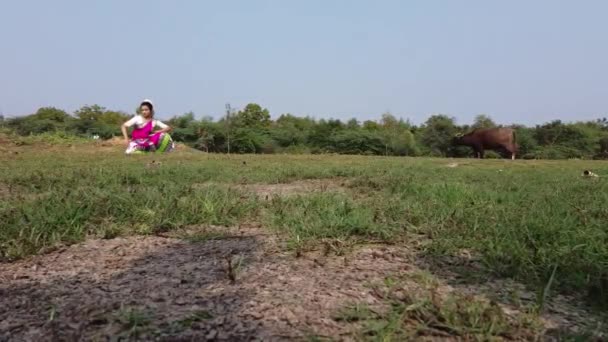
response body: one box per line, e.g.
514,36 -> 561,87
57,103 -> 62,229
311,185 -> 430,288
122,99 -> 175,154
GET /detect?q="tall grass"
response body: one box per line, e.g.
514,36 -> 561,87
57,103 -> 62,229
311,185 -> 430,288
266,193 -> 405,252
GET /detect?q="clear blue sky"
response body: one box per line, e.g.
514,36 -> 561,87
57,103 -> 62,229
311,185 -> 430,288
1,0 -> 607,126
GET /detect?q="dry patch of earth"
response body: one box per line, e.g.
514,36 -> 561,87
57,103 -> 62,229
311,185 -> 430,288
1,227 -> 604,341
0,227 -> 410,341
238,179 -> 348,200
192,178 -> 349,200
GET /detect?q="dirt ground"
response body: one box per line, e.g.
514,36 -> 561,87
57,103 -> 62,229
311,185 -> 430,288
0,180 -> 606,341
1,229 -> 604,341
0,225 -> 409,341
237,179 -> 348,200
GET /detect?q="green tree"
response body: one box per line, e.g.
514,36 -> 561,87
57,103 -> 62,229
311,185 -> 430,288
387,130 -> 417,156
309,119 -> 344,150
272,115 -> 308,147
167,112 -> 201,142
346,118 -> 359,129
75,105 -> 106,121
362,120 -> 380,131
329,130 -> 385,155
599,137 -> 608,152
32,107 -> 72,123
419,115 -> 459,156
7,107 -> 72,135
532,120 -> 599,158
193,119 -> 228,153
230,128 -> 271,153
234,103 -> 271,128
595,135 -> 608,159
378,112 -> 417,156
535,121 -> 594,150
510,125 -> 538,156
69,105 -> 127,138
380,112 -> 399,129
596,118 -> 608,130
168,112 -> 196,129
98,111 -> 130,126
472,114 -> 496,129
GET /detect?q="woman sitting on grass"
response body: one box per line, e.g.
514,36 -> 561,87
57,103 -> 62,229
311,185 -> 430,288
122,99 -> 175,154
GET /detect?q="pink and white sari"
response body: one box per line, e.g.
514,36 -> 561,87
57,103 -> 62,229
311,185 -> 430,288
125,120 -> 174,154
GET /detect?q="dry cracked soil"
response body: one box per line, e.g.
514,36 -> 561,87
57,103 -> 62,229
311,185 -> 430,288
0,226 -> 412,341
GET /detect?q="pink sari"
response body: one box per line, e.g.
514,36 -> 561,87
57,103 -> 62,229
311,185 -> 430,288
126,120 -> 174,154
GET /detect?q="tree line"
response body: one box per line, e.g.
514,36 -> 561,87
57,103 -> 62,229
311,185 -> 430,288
2,103 -> 608,159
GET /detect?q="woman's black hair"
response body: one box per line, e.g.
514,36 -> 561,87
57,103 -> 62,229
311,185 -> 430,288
140,101 -> 154,112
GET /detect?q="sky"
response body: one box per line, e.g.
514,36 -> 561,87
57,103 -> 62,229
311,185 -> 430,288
1,0 -> 607,126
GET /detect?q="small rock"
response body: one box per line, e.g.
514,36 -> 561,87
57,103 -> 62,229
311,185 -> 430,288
206,329 -> 218,339
281,309 -> 299,326
213,316 -> 226,326
392,290 -> 407,301
174,297 -> 188,305
519,292 -> 535,301
249,311 -> 264,320
233,321 -> 246,334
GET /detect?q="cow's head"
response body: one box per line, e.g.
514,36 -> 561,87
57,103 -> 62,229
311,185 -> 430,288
452,132 -> 465,144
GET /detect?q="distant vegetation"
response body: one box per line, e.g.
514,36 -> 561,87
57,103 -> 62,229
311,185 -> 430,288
2,103 -> 608,159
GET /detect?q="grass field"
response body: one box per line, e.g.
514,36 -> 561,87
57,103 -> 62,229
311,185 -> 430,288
1,141 -> 607,339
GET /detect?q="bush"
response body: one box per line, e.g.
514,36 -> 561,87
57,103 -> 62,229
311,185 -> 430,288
593,151 -> 608,160
277,145 -> 311,154
13,131 -> 88,145
329,130 -> 385,155
260,140 -> 278,154
85,124 -> 121,140
513,127 -> 538,155
484,151 -> 501,159
230,128 -> 271,154
8,117 -> 69,135
533,146 -> 585,159
171,127 -> 199,142
522,153 -> 537,160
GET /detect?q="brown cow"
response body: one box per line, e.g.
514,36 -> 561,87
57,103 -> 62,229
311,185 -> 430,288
452,127 -> 517,160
